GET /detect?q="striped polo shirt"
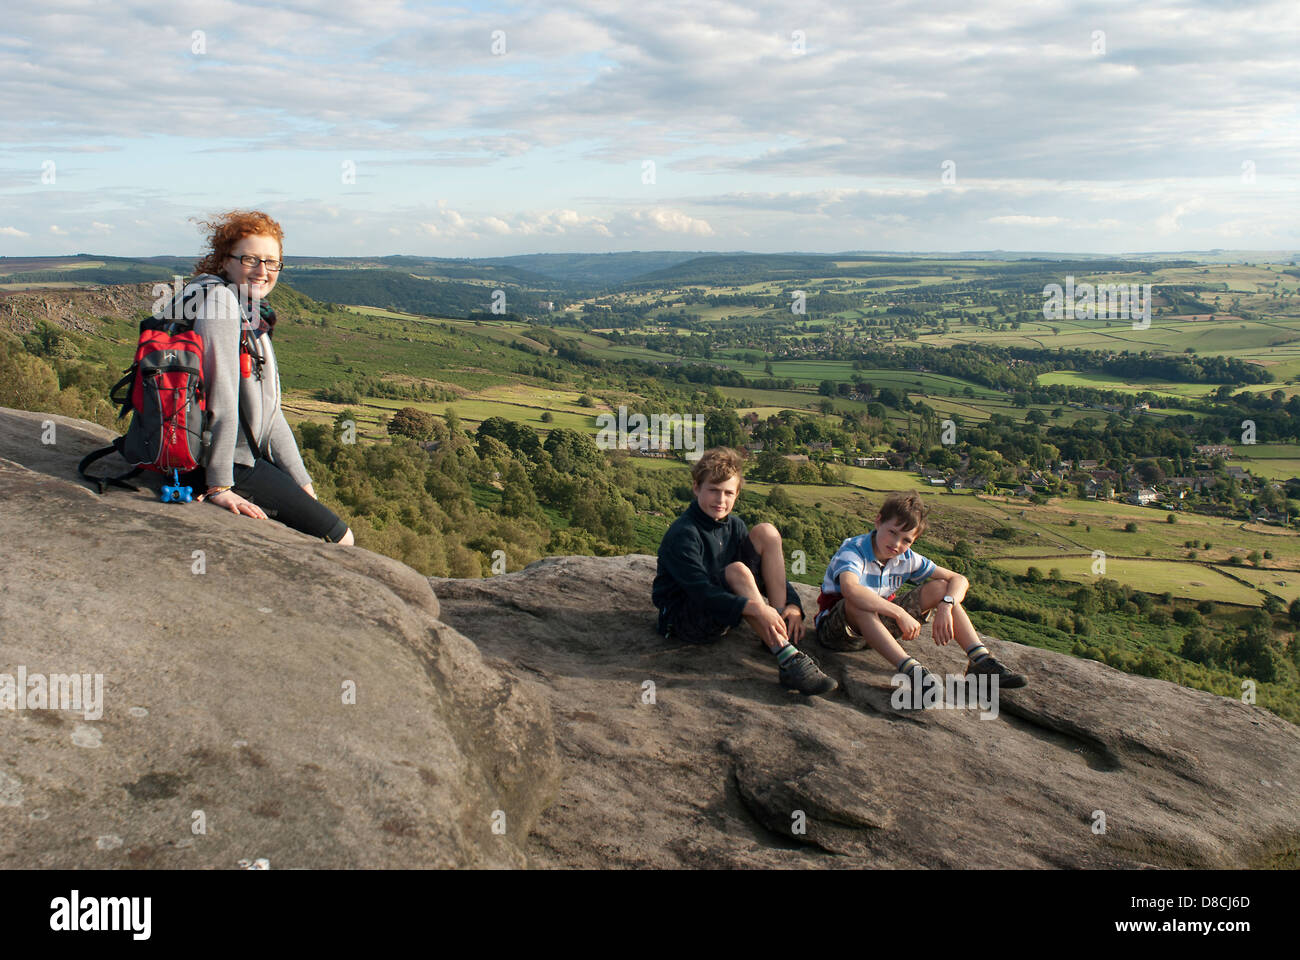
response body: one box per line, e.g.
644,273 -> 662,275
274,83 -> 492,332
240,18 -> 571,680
814,530 -> 935,626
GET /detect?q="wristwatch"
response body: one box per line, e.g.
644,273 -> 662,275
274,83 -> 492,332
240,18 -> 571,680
942,595 -> 955,605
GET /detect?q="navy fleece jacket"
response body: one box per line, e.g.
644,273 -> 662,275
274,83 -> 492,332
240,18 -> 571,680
651,501 -> 803,626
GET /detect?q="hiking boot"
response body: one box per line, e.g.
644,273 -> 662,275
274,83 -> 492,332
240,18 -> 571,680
779,651 -> 838,697
818,599 -> 868,651
965,655 -> 1027,689
893,666 -> 939,711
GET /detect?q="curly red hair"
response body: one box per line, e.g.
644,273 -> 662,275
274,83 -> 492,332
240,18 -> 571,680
191,210 -> 284,278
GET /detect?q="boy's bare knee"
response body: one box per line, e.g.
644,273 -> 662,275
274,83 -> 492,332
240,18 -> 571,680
750,522 -> 781,548
724,560 -> 756,587
339,528 -> 355,546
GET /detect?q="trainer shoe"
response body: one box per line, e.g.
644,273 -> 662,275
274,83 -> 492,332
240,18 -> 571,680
894,666 -> 939,711
779,651 -> 838,696
965,654 -> 1027,689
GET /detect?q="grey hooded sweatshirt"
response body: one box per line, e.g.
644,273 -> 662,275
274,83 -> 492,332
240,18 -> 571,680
191,276 -> 312,490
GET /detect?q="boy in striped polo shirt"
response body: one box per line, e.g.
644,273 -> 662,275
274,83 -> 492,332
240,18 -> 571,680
815,491 -> 1026,700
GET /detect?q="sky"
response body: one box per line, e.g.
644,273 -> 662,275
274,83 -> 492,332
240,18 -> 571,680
1,0 -> 1297,259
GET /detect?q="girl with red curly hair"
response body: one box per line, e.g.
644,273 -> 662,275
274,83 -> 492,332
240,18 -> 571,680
183,210 -> 354,545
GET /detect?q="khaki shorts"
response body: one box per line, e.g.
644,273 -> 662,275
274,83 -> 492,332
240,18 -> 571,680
818,588 -> 932,650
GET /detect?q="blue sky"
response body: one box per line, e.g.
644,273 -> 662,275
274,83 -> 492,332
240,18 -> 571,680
1,0 -> 1297,258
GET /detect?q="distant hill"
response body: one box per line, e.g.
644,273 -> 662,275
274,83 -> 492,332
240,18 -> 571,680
474,252 -> 713,287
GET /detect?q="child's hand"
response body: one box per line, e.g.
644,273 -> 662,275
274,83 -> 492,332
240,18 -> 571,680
747,603 -> 790,649
782,604 -> 805,645
894,609 -> 921,642
932,605 -> 954,644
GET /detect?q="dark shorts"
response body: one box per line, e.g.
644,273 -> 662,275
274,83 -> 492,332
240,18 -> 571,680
818,587 -> 932,650
658,536 -> 765,644
184,460 -> 349,543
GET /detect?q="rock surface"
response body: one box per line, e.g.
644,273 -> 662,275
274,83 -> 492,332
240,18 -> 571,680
3,404 -> 1299,869
433,556 -> 1300,868
0,407 -> 558,868
0,282 -> 158,337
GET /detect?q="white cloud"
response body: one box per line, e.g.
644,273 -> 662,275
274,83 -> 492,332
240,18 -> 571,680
986,215 -> 1065,226
1156,199 -> 1204,235
633,207 -> 714,236
0,226 -> 29,237
1,1 -> 1296,254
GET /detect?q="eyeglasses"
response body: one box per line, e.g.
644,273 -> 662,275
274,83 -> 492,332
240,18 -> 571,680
229,254 -> 284,272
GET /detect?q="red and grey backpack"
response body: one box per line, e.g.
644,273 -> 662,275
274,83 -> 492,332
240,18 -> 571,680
79,274 -> 264,498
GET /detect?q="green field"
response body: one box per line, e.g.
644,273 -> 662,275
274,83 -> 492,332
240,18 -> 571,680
989,556 -> 1265,604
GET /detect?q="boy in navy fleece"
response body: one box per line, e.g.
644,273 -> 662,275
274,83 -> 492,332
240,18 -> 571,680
652,447 -> 836,696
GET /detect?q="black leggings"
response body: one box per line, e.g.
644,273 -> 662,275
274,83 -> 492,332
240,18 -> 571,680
186,460 -> 349,543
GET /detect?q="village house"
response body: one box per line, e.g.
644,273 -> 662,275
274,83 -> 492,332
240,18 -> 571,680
1195,444 -> 1233,458
1127,486 -> 1161,506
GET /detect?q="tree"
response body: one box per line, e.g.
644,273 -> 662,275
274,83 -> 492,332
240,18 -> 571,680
388,406 -> 436,441
544,428 -> 604,476
1232,629 -> 1278,682
1135,459 -> 1165,484
704,409 -> 745,450
442,406 -> 462,435
500,461 -> 540,518
767,485 -> 794,511
478,416 -> 541,458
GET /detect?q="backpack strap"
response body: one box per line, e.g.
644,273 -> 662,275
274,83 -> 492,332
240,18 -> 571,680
188,274 -> 270,464
78,439 -> 143,495
108,367 -> 136,420
239,409 -> 269,462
